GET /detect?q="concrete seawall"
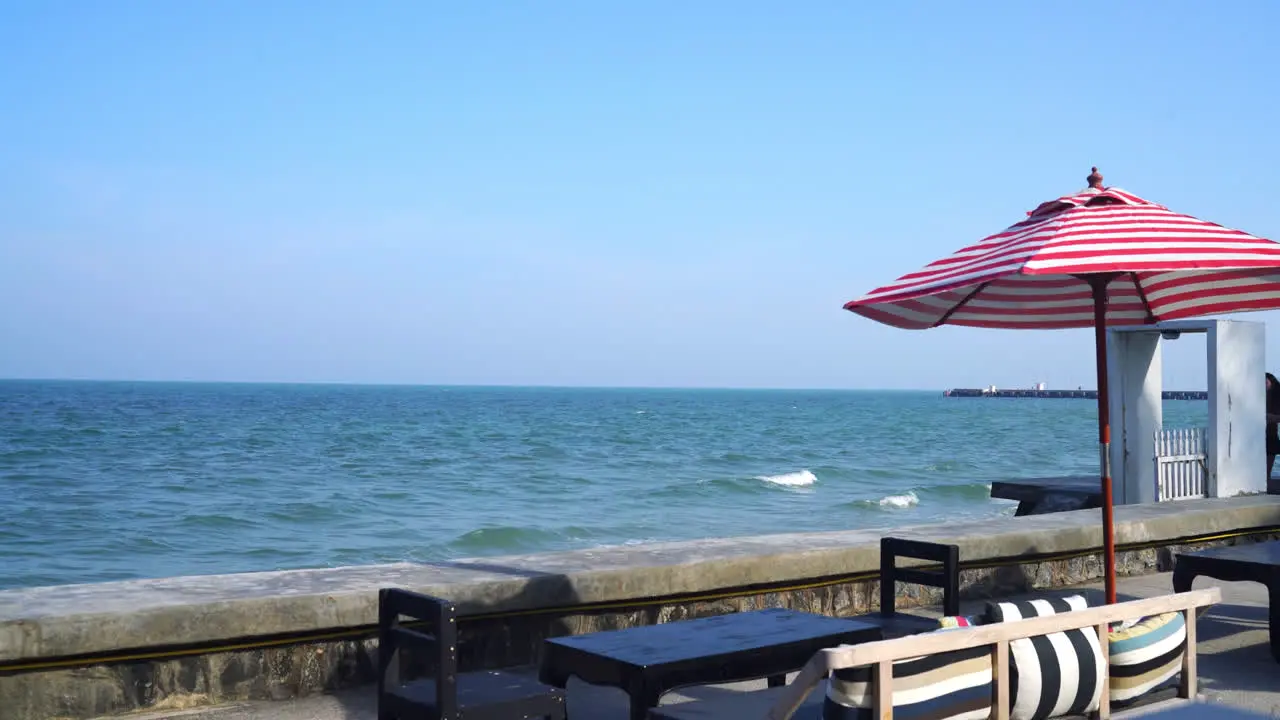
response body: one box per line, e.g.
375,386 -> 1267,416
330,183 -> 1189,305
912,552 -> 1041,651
3,495 -> 1280,719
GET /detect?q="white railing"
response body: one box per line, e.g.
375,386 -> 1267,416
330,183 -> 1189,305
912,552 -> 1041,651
1153,427 -> 1208,501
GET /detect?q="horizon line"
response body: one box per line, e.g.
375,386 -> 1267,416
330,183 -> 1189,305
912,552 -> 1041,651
0,376 -> 949,393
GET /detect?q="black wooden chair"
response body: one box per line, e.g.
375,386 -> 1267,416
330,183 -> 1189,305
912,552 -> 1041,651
865,537 -> 961,637
378,588 -> 567,720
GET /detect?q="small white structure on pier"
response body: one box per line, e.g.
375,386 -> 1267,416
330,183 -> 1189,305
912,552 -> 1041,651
1107,319 -> 1266,505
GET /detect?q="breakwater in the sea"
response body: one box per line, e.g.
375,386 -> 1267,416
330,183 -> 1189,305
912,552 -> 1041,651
945,388 -> 1209,400
2,494 -> 1278,720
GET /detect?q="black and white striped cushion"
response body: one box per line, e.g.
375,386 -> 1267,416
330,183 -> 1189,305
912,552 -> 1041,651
985,596 -> 1105,720
823,644 -> 993,720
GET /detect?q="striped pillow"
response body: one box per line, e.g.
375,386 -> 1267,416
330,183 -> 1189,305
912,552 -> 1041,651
985,596 -> 1105,720
823,643 -> 992,720
1108,612 -> 1186,704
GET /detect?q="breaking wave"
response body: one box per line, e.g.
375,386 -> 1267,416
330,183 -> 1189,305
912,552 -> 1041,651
755,469 -> 817,487
877,491 -> 920,508
850,490 -> 921,510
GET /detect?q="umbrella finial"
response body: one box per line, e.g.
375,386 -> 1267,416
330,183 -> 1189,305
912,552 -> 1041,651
1087,167 -> 1104,189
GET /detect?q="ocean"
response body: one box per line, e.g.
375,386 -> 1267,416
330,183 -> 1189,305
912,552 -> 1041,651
0,380 -> 1210,591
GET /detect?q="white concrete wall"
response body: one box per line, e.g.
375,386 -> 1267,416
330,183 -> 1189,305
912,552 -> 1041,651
1207,321 -> 1267,497
1108,319 -> 1267,502
1108,331 -> 1163,505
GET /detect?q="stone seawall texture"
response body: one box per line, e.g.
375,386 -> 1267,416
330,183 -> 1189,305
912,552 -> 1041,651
4,529 -> 1278,719
3,496 -> 1280,719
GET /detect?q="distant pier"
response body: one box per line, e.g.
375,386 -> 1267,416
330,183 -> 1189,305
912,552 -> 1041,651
944,388 -> 1208,400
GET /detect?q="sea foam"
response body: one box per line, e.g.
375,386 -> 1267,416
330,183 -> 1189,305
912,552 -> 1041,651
756,469 -> 818,487
877,491 -> 920,508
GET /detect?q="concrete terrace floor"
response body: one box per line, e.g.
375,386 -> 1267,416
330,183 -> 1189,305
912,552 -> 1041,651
100,572 -> 1279,720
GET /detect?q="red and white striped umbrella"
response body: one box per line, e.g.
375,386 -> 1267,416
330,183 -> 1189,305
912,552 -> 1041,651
843,168 -> 1280,605
846,173 -> 1280,330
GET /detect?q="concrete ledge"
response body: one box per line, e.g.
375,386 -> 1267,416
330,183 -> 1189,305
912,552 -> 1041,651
4,495 -> 1280,664
2,495 -> 1280,719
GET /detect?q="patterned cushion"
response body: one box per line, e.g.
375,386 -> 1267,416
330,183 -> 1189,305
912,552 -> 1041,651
985,596 -> 1105,720
1108,612 -> 1186,704
823,643 -> 992,720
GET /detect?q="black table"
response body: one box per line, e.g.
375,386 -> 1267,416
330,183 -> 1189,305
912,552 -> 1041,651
538,608 -> 881,720
1172,540 -> 1280,662
989,476 -> 1101,516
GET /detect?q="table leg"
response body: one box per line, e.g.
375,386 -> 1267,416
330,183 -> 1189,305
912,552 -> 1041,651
629,679 -> 663,720
1269,585 -> 1280,664
1172,563 -> 1197,593
768,674 -> 786,688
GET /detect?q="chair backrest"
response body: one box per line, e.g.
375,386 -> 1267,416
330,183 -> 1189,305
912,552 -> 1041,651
766,587 -> 1222,720
378,588 -> 459,718
880,537 -> 961,618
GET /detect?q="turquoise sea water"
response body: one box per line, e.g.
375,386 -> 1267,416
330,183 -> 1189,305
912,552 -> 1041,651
0,381 -> 1209,590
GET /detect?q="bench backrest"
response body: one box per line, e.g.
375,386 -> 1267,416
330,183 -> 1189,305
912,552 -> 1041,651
880,537 -> 961,617
767,587 -> 1221,720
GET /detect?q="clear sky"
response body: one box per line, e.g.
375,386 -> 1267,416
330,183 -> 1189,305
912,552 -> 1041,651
3,1 -> 1279,390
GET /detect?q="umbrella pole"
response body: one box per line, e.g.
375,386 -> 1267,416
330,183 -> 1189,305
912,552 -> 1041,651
1089,275 -> 1118,605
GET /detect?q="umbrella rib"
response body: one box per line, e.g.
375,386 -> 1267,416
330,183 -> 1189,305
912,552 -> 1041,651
931,280 -> 992,328
1128,272 -> 1157,324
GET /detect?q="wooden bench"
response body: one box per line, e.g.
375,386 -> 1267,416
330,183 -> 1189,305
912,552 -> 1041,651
767,587 -> 1221,720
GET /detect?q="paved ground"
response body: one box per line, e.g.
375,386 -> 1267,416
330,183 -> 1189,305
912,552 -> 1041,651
98,572 -> 1280,719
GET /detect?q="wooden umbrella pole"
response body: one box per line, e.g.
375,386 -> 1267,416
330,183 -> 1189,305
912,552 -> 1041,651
1089,274 -> 1118,605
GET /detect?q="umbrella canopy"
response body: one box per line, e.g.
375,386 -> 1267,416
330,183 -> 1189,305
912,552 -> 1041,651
847,171 -> 1280,330
844,168 -> 1280,604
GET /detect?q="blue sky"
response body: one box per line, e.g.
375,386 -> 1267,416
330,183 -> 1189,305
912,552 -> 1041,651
2,1 -> 1278,389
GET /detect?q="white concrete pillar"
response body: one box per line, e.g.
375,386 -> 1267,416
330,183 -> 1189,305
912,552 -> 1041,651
1108,330 -> 1163,505
1207,321 -> 1266,497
